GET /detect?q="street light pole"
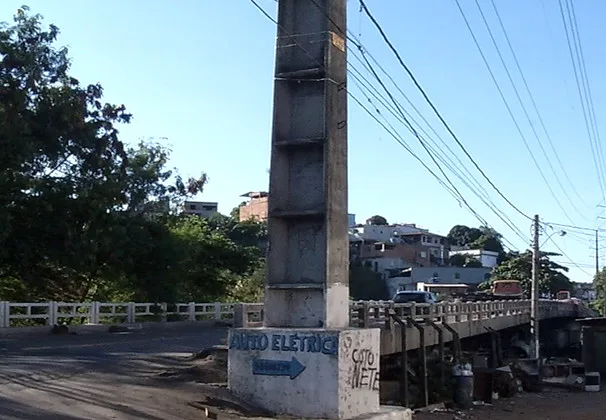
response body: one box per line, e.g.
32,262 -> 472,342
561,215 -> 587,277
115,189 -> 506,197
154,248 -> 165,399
531,214 -> 540,360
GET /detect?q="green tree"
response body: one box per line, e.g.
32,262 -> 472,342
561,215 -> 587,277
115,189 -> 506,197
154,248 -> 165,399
0,9 -> 257,304
349,261 -> 388,300
449,254 -> 483,268
366,215 -> 388,225
487,250 -> 572,296
447,225 -> 504,253
592,267 -> 606,314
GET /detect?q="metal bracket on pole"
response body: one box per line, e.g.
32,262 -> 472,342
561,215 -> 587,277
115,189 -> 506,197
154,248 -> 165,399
388,310 -> 409,408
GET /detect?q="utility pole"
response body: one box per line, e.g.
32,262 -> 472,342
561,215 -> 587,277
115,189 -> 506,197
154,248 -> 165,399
595,229 -> 599,278
531,214 -> 540,360
228,2 -> 381,418
598,229 -> 606,316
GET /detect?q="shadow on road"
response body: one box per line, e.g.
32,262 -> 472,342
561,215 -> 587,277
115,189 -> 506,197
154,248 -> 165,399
0,325 -> 228,419
0,395 -> 84,420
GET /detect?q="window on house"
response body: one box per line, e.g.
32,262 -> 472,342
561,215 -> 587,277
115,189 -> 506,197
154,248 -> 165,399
420,251 -> 427,258
454,272 -> 461,280
189,204 -> 196,210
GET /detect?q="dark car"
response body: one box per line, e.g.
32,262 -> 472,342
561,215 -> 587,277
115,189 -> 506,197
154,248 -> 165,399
392,291 -> 437,304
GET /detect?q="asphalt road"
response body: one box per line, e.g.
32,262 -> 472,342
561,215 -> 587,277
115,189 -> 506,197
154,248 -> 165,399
0,325 -> 228,420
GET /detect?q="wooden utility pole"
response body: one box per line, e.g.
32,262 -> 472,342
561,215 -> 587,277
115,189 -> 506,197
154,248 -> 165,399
531,214 -> 540,359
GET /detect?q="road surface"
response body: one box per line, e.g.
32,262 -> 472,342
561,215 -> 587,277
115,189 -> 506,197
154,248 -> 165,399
0,325 -> 227,420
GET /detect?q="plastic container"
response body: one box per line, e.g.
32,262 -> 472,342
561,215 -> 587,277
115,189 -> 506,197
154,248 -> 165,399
585,372 -> 600,392
452,363 -> 474,409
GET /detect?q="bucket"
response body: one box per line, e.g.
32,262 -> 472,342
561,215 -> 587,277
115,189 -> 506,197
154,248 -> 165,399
452,363 -> 474,409
585,372 -> 600,392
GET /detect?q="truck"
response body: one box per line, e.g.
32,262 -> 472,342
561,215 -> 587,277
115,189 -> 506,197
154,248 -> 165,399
490,279 -> 524,300
456,279 -> 524,302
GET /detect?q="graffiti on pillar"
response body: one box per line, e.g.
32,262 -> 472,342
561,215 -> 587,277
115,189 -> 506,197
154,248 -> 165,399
351,348 -> 380,391
229,332 -> 338,355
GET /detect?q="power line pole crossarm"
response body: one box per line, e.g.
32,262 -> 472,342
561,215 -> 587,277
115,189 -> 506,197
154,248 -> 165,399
531,214 -> 540,360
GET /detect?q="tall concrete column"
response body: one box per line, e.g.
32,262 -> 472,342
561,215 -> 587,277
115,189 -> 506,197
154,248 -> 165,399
264,0 -> 349,329
227,2 -> 403,418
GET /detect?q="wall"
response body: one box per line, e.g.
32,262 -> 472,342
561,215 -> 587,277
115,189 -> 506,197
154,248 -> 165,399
239,196 -> 268,222
353,224 -> 427,242
183,201 -> 218,218
449,249 -> 499,268
384,267 -> 492,294
410,266 -> 491,285
351,241 -> 432,267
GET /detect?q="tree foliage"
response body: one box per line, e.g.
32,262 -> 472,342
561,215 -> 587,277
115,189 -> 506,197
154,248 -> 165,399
0,9 -> 265,304
447,225 -> 505,254
592,268 -> 606,314
487,251 -> 573,296
366,215 -> 388,225
448,254 -> 483,268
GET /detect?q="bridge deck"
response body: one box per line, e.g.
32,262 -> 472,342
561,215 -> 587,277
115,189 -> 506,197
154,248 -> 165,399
235,300 -> 588,354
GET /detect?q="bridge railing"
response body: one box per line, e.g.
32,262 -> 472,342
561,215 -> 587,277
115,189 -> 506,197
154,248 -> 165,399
0,301 -> 235,328
0,299 -> 579,328
233,299 -> 579,328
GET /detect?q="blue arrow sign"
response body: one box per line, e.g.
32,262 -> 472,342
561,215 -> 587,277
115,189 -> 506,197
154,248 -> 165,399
252,356 -> 306,380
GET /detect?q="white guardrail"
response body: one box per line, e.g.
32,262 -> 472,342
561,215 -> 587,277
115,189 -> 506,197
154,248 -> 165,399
0,301 -> 235,328
0,299 -> 584,329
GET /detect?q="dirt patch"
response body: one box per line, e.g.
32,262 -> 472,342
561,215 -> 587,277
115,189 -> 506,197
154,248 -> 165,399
188,384 -> 277,419
156,345 -> 228,384
413,386 -> 606,420
154,346 -> 304,419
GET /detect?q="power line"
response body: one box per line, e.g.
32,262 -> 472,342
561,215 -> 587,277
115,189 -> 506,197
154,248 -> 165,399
488,0 -> 590,214
307,0 -> 529,241
557,0 -> 606,200
542,220 -> 606,235
454,0 -> 574,224
249,0 -> 523,250
567,0 -> 606,202
358,0 -> 532,222
348,50 -> 528,241
550,240 -> 593,276
305,0 -> 529,241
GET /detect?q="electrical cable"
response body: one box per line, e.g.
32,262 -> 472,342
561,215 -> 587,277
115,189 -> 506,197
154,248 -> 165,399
558,0 -> 606,199
455,0 -> 575,224
249,0 -> 523,250
357,0 -> 532,221
486,0 -> 590,217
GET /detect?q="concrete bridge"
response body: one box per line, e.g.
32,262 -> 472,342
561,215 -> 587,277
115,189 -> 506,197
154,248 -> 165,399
0,298 -> 590,357
234,299 -> 592,355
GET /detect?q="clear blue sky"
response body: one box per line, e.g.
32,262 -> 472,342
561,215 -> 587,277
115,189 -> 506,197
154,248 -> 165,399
2,0 -> 605,283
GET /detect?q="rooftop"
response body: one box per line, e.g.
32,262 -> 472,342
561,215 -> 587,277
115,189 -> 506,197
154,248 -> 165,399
240,191 -> 268,198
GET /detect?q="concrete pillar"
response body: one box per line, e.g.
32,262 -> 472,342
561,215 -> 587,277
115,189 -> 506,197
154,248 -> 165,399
262,0 -> 350,329
227,1 -> 403,418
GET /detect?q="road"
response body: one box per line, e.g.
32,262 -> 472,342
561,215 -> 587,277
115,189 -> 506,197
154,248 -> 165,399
0,325 -> 228,420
